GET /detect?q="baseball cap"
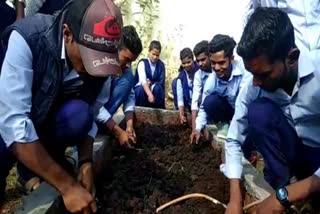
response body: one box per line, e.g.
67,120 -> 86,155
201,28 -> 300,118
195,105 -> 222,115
65,0 -> 123,77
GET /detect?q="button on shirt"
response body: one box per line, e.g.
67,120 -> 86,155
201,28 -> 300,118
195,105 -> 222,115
243,0 -> 320,52
0,30 -> 112,147
191,69 -> 211,111
195,60 -> 251,131
224,50 -> 320,179
176,70 -> 193,107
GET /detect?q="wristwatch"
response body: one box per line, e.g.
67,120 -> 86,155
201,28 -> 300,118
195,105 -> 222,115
276,187 -> 292,209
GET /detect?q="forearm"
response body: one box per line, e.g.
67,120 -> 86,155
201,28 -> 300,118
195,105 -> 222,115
178,106 -> 185,117
77,136 -> 94,162
287,175 -> 320,202
12,141 -> 75,194
142,83 -> 153,97
229,179 -> 243,204
15,2 -> 25,19
192,110 -> 198,131
125,111 -> 134,127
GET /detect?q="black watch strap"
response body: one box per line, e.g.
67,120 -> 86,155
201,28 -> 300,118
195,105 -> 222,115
276,187 -> 292,209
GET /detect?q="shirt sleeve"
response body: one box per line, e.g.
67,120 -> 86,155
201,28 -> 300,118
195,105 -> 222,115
224,76 -> 259,179
0,30 -> 39,147
195,73 -> 216,131
123,88 -> 135,113
92,78 -> 112,130
191,71 -> 202,111
176,79 -> 184,107
137,61 -> 147,85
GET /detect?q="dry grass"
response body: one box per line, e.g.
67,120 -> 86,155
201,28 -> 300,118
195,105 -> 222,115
0,167 -> 24,214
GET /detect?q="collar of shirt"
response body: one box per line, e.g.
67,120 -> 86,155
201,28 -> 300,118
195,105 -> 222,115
217,60 -> 243,84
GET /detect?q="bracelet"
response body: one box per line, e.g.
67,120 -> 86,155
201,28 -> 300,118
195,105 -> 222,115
78,158 -> 93,168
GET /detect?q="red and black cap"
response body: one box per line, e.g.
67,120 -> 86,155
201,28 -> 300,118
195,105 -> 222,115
65,0 -> 123,77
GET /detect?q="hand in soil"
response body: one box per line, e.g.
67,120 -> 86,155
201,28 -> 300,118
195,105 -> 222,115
126,125 -> 137,144
225,201 -> 243,214
253,194 -> 283,214
117,129 -> 134,148
190,130 -> 201,144
78,162 -> 96,197
179,115 -> 187,125
62,182 -> 97,213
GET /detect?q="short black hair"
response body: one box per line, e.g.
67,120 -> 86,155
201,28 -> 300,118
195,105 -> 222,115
193,40 -> 209,57
209,34 -> 236,58
149,40 -> 161,52
237,7 -> 295,62
180,48 -> 194,60
120,25 -> 143,57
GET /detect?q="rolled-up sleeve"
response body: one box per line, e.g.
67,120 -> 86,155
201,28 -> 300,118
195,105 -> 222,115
0,30 -> 39,148
224,76 -> 258,179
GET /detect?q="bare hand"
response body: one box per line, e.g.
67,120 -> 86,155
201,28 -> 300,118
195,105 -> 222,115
117,129 -> 134,148
126,125 -> 137,144
190,130 -> 201,144
62,182 -> 97,213
254,194 -> 283,214
225,201 -> 243,214
179,115 -> 187,125
148,94 -> 155,103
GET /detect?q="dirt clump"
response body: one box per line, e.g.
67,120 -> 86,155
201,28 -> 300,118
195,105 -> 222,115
97,122 -> 229,214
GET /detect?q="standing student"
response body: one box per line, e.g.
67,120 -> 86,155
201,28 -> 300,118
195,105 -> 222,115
171,48 -> 198,125
134,40 -> 166,109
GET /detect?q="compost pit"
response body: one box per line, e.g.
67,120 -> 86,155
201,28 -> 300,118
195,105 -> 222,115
96,122 -> 229,214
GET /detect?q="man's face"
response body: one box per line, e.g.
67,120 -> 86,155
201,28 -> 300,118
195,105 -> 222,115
244,54 -> 287,92
181,57 -> 194,72
210,50 -> 233,81
118,48 -> 137,72
196,52 -> 211,72
149,48 -> 160,64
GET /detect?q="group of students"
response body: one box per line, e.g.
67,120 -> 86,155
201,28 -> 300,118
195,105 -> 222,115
171,36 -> 250,146
0,0 -> 320,213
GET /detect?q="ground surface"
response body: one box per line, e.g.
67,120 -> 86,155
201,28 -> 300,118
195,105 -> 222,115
96,122 -> 229,214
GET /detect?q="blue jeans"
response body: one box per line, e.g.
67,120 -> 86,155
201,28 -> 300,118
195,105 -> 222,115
247,98 -> 320,189
0,99 -> 93,200
104,68 -> 135,116
203,94 -> 234,122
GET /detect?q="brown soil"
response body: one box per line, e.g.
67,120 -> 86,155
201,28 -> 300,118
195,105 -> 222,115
96,122 -> 229,214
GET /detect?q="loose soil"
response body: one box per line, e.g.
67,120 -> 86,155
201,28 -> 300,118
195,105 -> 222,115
96,122 -> 229,214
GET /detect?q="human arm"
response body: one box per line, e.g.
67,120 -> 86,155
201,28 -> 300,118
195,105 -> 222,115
255,175 -> 320,214
224,76 -> 257,212
176,79 -> 187,124
15,0 -> 25,19
137,61 -> 154,103
123,89 -> 136,144
190,71 -> 202,131
0,30 -> 95,213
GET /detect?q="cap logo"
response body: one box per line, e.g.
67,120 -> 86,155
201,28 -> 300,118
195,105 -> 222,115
93,16 -> 121,40
93,56 -> 119,68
